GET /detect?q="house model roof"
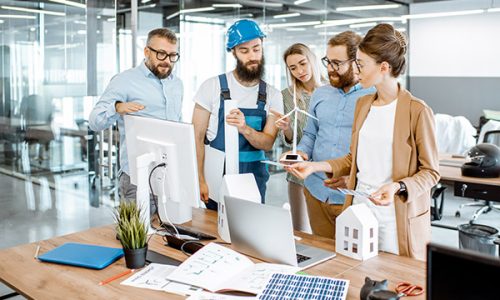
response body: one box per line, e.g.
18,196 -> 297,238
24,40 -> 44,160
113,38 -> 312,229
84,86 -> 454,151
338,203 -> 378,227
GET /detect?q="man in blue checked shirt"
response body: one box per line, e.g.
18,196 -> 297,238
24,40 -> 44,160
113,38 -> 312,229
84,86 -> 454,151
289,31 -> 375,238
89,28 -> 183,207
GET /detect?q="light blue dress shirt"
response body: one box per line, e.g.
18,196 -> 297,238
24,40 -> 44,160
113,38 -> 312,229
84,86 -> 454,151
297,83 -> 376,204
89,61 -> 183,175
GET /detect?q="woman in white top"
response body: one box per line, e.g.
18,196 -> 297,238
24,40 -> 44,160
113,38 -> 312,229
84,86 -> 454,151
271,43 -> 323,233
286,24 -> 439,260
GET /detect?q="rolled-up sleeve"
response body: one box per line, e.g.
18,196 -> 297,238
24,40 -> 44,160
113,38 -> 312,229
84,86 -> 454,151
89,75 -> 125,131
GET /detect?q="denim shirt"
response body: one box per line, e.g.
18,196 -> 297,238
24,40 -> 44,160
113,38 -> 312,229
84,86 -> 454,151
297,83 -> 376,204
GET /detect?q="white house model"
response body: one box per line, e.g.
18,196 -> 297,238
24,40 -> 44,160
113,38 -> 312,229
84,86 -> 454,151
335,203 -> 379,261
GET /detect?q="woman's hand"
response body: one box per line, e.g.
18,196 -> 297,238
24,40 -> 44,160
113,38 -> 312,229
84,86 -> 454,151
370,182 -> 400,206
285,161 -> 331,180
270,109 -> 293,141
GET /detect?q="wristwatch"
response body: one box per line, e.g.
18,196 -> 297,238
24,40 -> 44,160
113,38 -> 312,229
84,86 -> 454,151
397,181 -> 407,196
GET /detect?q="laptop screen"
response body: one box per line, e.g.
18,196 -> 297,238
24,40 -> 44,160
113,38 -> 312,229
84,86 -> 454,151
427,243 -> 500,300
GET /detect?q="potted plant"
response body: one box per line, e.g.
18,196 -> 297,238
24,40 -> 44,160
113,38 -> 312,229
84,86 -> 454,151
114,202 -> 148,269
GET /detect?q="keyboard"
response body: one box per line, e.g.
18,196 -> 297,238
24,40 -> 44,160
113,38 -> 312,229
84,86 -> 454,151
161,223 -> 216,240
297,253 -> 311,264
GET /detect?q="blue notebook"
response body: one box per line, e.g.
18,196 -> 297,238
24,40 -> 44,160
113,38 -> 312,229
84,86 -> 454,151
37,243 -> 124,270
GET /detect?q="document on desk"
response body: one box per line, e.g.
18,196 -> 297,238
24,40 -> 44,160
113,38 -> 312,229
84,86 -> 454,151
121,263 -> 202,296
187,291 -> 256,300
167,243 -> 299,294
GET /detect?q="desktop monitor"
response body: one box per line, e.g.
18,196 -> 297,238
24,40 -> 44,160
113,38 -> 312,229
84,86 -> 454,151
124,115 -> 200,225
427,243 -> 500,300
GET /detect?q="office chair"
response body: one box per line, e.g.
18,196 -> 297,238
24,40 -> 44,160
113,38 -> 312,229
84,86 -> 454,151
431,184 -> 447,221
19,94 -> 55,162
455,130 -> 500,221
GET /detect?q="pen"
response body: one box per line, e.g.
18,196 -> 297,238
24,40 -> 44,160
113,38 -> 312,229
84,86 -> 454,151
34,244 -> 40,260
99,269 -> 135,286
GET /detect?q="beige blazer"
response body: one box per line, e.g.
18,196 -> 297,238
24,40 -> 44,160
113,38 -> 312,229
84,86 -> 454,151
326,85 -> 440,260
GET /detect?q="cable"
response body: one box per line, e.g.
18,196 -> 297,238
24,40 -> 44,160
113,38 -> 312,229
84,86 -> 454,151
159,166 -> 180,238
148,163 -> 167,233
148,162 -> 179,238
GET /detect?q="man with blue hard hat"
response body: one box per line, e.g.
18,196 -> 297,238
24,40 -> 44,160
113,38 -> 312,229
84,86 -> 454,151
192,19 -> 284,210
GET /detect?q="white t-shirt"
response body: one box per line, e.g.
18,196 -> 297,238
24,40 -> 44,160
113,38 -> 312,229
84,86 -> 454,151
193,71 -> 284,141
356,99 -> 398,189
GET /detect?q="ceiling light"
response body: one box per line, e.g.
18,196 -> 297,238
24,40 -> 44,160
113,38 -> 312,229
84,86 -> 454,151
166,6 -> 214,20
487,8 -> 500,12
269,21 -> 321,28
1,5 -> 66,16
349,22 -> 377,28
318,31 -> 341,36
49,0 -> 86,9
212,4 -> 243,8
273,12 -> 300,19
0,14 -> 36,19
315,16 -> 403,28
294,0 -> 312,4
336,4 -> 400,12
402,9 -> 484,19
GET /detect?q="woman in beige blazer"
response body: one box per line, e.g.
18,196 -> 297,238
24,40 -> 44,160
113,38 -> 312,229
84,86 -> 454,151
287,24 -> 440,260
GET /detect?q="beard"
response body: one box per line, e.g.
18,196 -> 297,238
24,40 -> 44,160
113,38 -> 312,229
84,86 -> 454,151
146,60 -> 172,79
235,55 -> 265,82
328,64 -> 356,89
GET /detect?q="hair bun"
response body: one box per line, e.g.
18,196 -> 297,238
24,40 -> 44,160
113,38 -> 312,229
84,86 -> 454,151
394,30 -> 407,53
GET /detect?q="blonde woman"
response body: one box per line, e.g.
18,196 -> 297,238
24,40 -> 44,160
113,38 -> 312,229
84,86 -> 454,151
270,43 -> 323,233
287,24 -> 439,260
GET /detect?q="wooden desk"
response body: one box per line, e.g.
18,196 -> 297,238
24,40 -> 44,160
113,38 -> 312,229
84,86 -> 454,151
439,154 -> 500,202
0,209 -> 425,300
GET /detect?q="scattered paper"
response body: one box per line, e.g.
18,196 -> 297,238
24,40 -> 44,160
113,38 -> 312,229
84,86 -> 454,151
223,263 -> 300,295
187,291 -> 256,300
167,243 -> 299,294
167,243 -> 254,292
121,263 -> 202,296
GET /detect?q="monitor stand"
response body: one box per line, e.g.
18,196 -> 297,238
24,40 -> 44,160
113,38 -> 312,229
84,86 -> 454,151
136,151 -> 192,235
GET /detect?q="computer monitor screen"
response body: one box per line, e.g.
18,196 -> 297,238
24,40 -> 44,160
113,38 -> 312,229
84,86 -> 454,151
124,115 -> 200,214
427,243 -> 500,300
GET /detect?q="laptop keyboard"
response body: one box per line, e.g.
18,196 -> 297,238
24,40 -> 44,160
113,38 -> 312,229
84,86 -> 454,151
296,253 -> 311,264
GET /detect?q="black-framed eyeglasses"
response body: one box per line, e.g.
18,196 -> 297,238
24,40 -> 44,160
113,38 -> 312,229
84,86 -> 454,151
321,56 -> 355,71
147,46 -> 180,62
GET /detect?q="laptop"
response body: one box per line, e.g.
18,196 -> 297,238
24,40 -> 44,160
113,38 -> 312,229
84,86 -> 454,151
224,196 -> 336,269
427,243 -> 500,300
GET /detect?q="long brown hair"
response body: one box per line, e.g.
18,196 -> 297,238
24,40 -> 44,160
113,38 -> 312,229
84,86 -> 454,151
359,23 -> 407,77
283,43 -> 323,97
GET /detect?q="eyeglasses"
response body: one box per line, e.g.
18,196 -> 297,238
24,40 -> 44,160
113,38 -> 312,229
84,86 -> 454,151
321,57 -> 355,71
147,46 -> 180,62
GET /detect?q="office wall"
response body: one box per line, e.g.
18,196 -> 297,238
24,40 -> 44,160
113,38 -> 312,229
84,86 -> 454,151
408,0 -> 500,125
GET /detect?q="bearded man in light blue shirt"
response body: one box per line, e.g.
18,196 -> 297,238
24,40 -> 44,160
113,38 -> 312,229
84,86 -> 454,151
293,31 -> 376,238
89,28 -> 183,204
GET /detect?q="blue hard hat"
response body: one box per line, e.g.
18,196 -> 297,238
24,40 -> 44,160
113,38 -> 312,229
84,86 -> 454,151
226,19 -> 266,52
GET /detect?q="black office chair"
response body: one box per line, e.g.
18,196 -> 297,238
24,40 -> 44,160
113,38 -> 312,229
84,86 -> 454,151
431,184 -> 447,221
455,130 -> 500,221
19,94 -> 55,161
